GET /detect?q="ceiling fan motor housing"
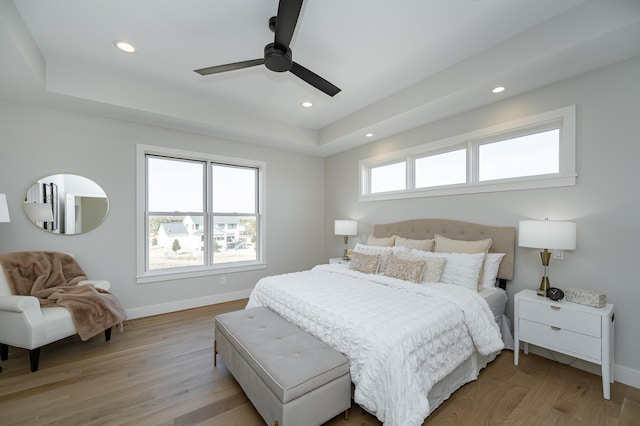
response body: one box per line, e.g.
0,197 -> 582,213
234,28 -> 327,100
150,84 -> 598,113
264,43 -> 292,72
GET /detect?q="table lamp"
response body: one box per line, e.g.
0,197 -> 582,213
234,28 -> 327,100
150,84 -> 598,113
334,220 -> 357,260
519,219 -> 576,296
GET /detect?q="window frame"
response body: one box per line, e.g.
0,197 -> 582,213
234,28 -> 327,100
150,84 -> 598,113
136,144 -> 267,284
359,105 -> 576,201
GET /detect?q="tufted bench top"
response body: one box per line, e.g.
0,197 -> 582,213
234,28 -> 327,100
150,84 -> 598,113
215,307 -> 350,404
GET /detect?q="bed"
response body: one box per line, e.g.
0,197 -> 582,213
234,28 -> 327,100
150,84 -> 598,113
246,219 -> 516,426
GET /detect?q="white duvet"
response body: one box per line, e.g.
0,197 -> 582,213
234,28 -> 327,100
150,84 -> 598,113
246,264 -> 504,426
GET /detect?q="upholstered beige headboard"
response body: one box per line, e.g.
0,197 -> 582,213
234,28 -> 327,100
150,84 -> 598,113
372,219 -> 516,281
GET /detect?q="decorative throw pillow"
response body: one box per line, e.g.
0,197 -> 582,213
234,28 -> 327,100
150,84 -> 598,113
410,250 -> 485,291
422,257 -> 447,283
384,254 -> 427,283
348,251 -> 380,275
394,236 -> 434,251
366,235 -> 396,247
394,251 -> 446,283
480,253 -> 506,290
354,243 -> 394,272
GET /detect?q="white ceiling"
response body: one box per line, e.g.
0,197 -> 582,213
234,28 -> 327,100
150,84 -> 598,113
1,0 -> 640,156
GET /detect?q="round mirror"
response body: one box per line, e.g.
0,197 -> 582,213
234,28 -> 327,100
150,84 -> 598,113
23,174 -> 109,235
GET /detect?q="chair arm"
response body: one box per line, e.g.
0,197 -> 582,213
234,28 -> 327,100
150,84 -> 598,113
0,294 -> 42,313
78,280 -> 111,291
0,295 -> 48,349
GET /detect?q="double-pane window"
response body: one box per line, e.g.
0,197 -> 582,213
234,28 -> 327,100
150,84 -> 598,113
143,152 -> 262,276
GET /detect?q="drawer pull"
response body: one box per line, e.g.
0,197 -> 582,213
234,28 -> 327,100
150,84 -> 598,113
551,326 -> 561,331
550,306 -> 561,310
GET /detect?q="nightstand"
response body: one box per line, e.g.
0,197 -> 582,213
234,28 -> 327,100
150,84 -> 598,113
514,289 -> 615,399
329,258 -> 350,265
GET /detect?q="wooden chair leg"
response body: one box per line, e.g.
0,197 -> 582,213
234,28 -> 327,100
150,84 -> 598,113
29,348 -> 40,372
0,343 -> 8,361
105,327 -> 112,342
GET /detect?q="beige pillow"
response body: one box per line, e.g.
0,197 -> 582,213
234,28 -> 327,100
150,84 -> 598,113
384,254 -> 427,283
434,234 -> 492,290
348,251 -> 380,274
366,235 -> 396,247
433,234 -> 492,254
394,236 -> 434,251
422,257 -> 447,283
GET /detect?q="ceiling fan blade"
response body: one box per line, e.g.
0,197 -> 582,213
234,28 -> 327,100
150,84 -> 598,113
290,62 -> 341,97
274,0 -> 303,49
194,59 -> 264,76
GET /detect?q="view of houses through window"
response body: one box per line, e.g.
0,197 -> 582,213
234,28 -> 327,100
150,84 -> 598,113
145,155 -> 260,272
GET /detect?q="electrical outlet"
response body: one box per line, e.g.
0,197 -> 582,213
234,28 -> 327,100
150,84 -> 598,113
220,276 -> 226,285
553,250 -> 564,260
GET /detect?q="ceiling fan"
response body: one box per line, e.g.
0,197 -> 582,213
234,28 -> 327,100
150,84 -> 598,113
194,0 -> 341,97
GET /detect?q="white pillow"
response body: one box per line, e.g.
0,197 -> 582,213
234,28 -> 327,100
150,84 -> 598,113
481,253 -> 506,289
354,243 -> 394,273
410,249 -> 485,291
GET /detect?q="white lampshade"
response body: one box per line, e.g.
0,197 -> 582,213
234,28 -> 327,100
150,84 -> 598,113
24,202 -> 54,223
334,220 -> 358,236
519,220 -> 576,250
0,194 -> 10,223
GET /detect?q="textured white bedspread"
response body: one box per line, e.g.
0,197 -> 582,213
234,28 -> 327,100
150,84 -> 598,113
246,264 -> 504,426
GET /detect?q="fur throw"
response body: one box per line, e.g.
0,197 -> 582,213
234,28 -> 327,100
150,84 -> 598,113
0,251 -> 126,341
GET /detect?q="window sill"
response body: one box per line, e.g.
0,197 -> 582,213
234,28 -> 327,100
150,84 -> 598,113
136,262 -> 267,284
359,174 -> 577,202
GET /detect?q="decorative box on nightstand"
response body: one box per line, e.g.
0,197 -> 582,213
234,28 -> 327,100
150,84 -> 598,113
329,257 -> 350,265
513,289 -> 615,399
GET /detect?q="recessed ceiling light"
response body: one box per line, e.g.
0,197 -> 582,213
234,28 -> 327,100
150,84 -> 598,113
365,133 -> 373,138
114,40 -> 136,54
492,86 -> 505,94
301,101 -> 313,108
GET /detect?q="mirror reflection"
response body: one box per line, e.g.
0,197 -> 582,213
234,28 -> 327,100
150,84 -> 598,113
24,174 -> 109,235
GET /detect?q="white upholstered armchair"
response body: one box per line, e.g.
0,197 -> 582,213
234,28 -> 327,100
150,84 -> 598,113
0,254 -> 117,372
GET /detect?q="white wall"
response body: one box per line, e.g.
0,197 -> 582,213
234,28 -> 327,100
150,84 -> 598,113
0,100 -> 326,317
325,56 -> 640,388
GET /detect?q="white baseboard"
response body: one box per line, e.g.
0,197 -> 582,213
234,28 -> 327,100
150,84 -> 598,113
615,364 -> 640,390
125,289 -> 253,320
527,345 -> 640,390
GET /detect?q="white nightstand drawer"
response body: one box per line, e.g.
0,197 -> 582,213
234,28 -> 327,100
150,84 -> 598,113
514,289 -> 615,400
519,300 -> 601,337
519,319 -> 602,361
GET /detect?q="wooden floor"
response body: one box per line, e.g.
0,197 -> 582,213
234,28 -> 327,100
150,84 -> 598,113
1,299 -> 639,426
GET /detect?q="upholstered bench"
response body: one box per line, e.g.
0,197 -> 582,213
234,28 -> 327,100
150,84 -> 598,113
214,307 -> 351,426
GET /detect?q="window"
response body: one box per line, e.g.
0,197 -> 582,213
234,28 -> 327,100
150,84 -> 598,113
415,149 -> 466,188
370,161 -> 406,193
478,128 -> 559,181
137,145 -> 266,283
360,106 -> 575,201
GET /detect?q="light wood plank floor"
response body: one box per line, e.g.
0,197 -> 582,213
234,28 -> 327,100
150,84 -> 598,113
1,299 -> 638,425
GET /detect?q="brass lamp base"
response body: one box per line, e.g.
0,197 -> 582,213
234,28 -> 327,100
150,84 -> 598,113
537,275 -> 550,296
342,235 -> 350,261
536,249 -> 552,297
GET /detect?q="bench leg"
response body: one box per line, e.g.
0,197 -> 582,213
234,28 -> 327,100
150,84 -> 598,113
214,340 -> 217,367
344,408 -> 349,420
0,343 -> 8,361
105,327 -> 112,342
